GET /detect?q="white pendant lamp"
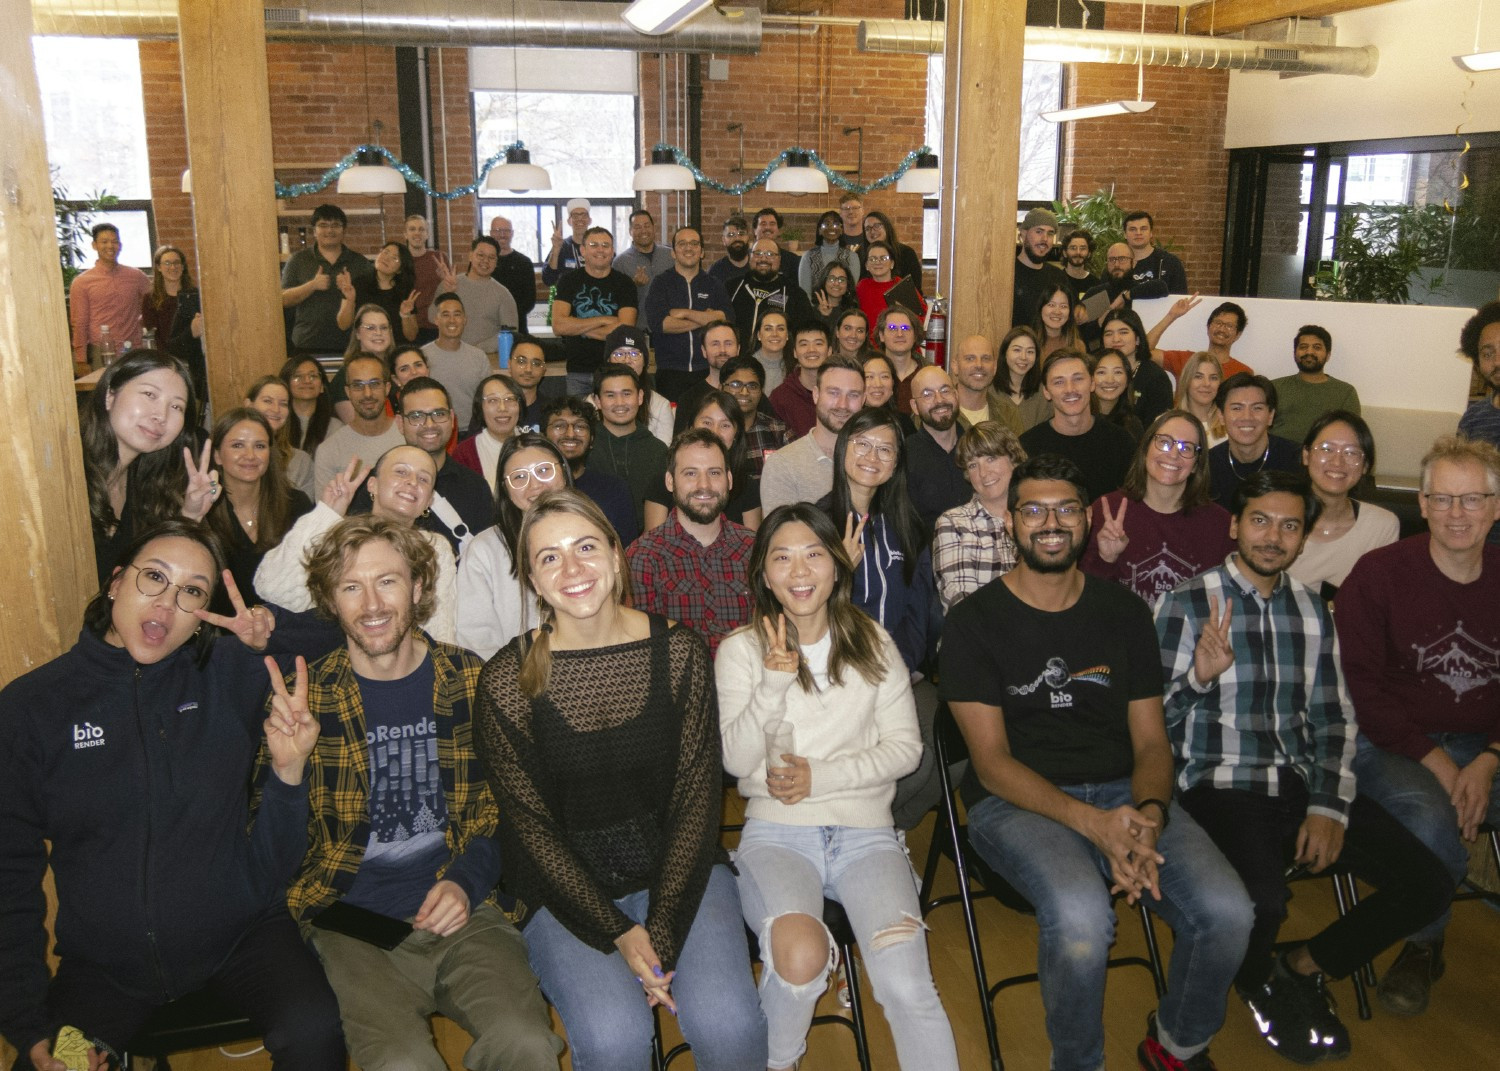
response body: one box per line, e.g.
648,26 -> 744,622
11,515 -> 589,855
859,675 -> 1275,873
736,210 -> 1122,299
633,147 -> 696,192
484,146 -> 553,193
766,151 -> 828,196
896,152 -> 940,195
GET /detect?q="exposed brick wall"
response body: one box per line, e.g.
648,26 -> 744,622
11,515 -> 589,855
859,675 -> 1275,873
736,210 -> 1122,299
641,0 -> 930,274
142,41 -> 478,275
1061,6 -> 1230,292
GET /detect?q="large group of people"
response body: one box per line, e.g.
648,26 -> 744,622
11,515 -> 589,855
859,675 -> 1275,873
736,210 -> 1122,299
10,202 -> 1498,1071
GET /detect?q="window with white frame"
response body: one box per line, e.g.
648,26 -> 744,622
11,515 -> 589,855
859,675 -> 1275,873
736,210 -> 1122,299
34,36 -> 156,270
472,47 -> 639,263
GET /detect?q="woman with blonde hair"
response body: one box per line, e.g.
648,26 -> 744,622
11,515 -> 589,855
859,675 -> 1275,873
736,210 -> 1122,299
1173,350 -> 1228,447
474,489 -> 766,1071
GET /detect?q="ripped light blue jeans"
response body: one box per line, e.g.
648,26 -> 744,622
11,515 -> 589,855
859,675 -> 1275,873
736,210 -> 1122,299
733,821 -> 959,1071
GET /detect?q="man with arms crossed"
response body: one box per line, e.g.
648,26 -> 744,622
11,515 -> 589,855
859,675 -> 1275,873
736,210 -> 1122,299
941,454 -> 1252,1071
275,515 -> 561,1070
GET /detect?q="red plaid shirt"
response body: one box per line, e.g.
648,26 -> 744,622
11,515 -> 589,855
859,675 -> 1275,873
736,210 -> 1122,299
627,512 -> 755,656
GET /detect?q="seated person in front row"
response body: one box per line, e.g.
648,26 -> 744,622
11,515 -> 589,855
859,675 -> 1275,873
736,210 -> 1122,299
267,515 -> 562,1070
1336,434 -> 1500,1015
1156,470 -> 1452,1064
940,454 -> 1254,1071
0,522 -> 345,1071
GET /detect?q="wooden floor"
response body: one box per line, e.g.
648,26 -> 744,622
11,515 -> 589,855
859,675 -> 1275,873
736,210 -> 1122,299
11,811 -> 1497,1071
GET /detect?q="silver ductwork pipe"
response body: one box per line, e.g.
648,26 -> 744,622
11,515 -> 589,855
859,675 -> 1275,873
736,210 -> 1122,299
859,20 -> 1380,77
30,0 -> 764,54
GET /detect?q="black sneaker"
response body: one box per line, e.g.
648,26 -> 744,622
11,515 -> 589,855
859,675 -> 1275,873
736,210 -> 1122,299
1377,940 -> 1445,1016
1240,955 -> 1351,1064
1138,1011 -> 1218,1071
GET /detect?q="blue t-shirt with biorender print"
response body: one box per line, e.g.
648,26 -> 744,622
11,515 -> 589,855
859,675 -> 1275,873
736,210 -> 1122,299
342,655 -> 451,919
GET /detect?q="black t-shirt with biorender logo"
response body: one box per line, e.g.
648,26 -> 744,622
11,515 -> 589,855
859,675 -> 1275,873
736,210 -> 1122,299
939,573 -> 1162,793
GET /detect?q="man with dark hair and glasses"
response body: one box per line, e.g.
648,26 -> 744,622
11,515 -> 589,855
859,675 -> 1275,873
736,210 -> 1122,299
348,376 -> 493,559
1157,469 -> 1451,1062
1335,434 -> 1500,1016
726,238 -> 812,349
542,395 -> 639,544
941,453 -> 1253,1071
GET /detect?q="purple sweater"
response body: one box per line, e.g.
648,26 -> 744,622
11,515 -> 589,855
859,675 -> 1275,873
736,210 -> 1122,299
1081,490 -> 1235,606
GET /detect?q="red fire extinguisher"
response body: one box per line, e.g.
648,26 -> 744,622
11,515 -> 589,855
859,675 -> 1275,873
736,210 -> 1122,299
923,297 -> 947,368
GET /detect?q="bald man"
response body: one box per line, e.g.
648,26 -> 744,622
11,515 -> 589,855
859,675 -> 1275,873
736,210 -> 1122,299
906,365 -> 971,530
952,333 -> 1024,437
1079,242 -> 1134,350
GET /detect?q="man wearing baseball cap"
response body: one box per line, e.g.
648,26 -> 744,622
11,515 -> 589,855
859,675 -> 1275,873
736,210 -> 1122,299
542,197 -> 592,286
1012,206 -> 1070,329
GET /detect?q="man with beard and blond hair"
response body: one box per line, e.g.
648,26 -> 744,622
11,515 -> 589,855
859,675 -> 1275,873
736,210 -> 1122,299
625,428 -> 754,656
760,357 -> 865,512
905,365 -> 971,530
276,514 -> 562,1070
941,453 -> 1253,1071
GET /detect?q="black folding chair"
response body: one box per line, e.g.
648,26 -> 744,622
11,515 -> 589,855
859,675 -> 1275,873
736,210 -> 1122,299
918,703 -> 1167,1071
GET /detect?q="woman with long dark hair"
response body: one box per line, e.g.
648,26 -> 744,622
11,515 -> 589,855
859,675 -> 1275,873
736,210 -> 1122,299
834,308 -> 872,363
717,503 -> 957,1071
1099,307 -> 1174,426
861,352 -> 898,413
810,261 -> 860,332
473,489 -> 766,1071
81,349 -> 217,583
1080,408 -> 1234,606
1093,348 -> 1145,445
0,520 -> 344,1071
820,407 -> 936,675
1288,410 -> 1398,598
246,374 -> 315,498
203,407 -> 314,607
996,325 -> 1050,431
456,433 -> 573,660
336,239 -> 418,344
1033,283 -> 1080,361
278,354 -> 341,459
452,373 -> 525,490
644,390 -> 762,532
141,245 -> 195,344
861,210 -> 923,293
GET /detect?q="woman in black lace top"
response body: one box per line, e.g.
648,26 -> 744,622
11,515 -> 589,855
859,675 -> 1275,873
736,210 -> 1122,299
474,488 -> 766,1070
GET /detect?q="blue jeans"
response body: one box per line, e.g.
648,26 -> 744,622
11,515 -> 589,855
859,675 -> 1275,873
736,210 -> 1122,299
522,864 -> 766,1071
1353,732 -> 1500,943
967,779 -> 1253,1071
734,822 -> 959,1071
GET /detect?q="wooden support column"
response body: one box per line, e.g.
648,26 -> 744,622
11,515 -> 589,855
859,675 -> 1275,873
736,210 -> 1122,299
936,0 -> 1026,347
0,0 -> 98,689
178,0 -> 285,411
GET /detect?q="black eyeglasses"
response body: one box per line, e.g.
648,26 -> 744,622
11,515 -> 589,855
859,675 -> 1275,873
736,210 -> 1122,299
126,563 -> 210,612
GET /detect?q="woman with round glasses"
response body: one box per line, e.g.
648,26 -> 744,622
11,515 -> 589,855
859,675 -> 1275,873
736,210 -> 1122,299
453,373 -> 525,489
855,242 -> 926,344
1288,410 -> 1398,598
329,304 -> 400,422
1081,409 -> 1234,607
819,408 -> 935,675
456,433 -> 573,660
278,355 -> 342,460
336,239 -> 418,345
861,211 -> 922,293
716,504 -> 958,1071
1172,351 -> 1227,448
0,520 -> 345,1071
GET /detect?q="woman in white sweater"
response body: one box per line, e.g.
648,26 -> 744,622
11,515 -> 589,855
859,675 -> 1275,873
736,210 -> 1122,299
253,445 -> 457,642
716,503 -> 958,1071
455,434 -> 572,659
